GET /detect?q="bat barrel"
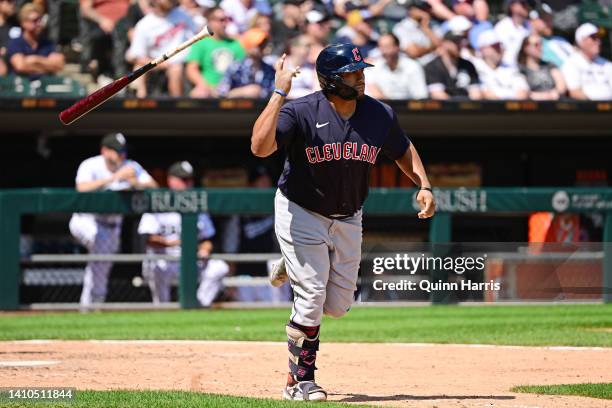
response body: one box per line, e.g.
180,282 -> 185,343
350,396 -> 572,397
59,76 -> 131,125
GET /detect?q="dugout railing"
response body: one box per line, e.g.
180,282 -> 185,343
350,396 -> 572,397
1,187 -> 612,310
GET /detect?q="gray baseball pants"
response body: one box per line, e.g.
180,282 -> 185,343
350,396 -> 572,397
274,190 -> 362,327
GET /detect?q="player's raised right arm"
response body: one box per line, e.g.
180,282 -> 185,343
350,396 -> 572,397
251,54 -> 300,157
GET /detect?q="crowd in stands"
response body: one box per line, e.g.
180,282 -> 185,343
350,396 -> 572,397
0,0 -> 611,100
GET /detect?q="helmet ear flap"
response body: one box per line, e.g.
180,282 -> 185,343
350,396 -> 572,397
318,73 -> 336,93
318,72 -> 358,100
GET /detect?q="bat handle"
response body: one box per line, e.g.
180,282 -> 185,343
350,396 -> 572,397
152,25 -> 214,66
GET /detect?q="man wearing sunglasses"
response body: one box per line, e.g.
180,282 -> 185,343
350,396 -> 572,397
561,22 -> 612,101
186,6 -> 245,97
6,2 -> 64,79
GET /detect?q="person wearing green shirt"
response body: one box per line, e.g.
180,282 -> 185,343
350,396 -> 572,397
186,6 -> 245,97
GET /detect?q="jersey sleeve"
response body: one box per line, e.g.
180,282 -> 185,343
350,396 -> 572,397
197,213 -> 216,240
126,21 -> 148,60
381,109 -> 410,160
410,63 -> 428,99
514,71 -> 529,91
275,103 -> 297,147
126,160 -> 154,184
6,38 -> 22,60
466,61 -> 480,85
138,213 -> 160,235
424,60 -> 446,93
75,159 -> 94,184
561,59 -> 580,91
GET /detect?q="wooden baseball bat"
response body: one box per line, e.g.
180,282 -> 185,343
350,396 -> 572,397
59,25 -> 214,125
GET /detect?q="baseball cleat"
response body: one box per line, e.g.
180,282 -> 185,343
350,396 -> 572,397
282,381 -> 327,401
269,257 -> 288,287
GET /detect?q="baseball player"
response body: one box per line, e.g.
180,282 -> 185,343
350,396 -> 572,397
251,43 -> 436,401
69,133 -> 158,307
137,161 -> 230,306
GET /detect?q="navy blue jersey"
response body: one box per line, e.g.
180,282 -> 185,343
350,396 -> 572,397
276,91 -> 411,217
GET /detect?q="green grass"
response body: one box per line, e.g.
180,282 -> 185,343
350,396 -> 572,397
0,304 -> 611,346
512,383 -> 612,400
0,390 -> 367,408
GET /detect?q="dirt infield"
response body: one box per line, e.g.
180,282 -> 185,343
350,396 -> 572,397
1,340 -> 610,408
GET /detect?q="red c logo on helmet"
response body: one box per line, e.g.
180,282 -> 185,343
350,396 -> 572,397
352,47 -> 361,61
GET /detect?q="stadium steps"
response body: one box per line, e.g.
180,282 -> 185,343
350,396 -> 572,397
58,63 -> 97,93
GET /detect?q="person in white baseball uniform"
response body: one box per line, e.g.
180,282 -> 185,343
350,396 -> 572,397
138,161 -> 230,306
561,23 -> 612,101
69,133 -> 158,307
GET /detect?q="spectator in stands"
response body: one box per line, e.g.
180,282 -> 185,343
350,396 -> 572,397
126,0 -> 197,97
472,29 -> 528,99
283,34 -> 318,99
271,0 -> 306,56
1,0 -> 19,73
220,0 -> 271,36
186,7 -> 245,97
179,0 -> 209,29
304,9 -> 331,64
425,0 -> 455,21
333,0 -> 393,20
124,0 -> 151,43
250,12 -> 271,35
392,0 -> 440,64
366,33 -> 427,99
494,0 -> 530,67
334,10 -> 379,58
218,28 -> 274,98
445,0 -> 492,50
517,33 -> 566,100
108,0 -> 151,78
561,23 -> 612,100
417,0 -> 489,23
424,17 -> 481,100
529,2 -> 573,68
6,3 -> 64,79
78,0 -> 130,80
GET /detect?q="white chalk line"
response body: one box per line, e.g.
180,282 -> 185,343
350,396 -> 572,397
0,360 -> 60,367
2,339 -> 610,351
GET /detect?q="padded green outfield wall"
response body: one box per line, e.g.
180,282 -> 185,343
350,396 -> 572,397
1,188 -> 611,309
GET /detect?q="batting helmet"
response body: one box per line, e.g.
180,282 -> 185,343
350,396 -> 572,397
316,43 -> 373,100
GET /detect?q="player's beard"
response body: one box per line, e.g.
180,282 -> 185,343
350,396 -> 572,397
104,156 -> 123,172
355,82 -> 365,99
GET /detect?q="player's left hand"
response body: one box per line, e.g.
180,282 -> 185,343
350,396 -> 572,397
417,189 -> 436,219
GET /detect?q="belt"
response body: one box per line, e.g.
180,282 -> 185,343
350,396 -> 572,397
327,213 -> 354,220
